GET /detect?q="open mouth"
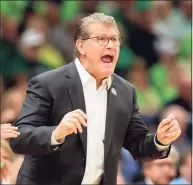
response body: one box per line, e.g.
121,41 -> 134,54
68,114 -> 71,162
101,55 -> 114,63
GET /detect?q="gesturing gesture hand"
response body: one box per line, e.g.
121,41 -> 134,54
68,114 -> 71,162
53,109 -> 87,143
156,114 -> 181,145
1,123 -> 20,140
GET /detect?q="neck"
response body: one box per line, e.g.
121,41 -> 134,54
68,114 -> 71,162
96,78 -> 104,89
78,58 -> 107,89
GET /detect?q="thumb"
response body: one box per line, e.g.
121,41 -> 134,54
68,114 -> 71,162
167,113 -> 175,122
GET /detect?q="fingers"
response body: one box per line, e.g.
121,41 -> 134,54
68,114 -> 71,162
2,132 -> 20,139
160,120 -> 177,133
1,123 -> 12,127
65,122 -> 78,134
70,112 -> 87,127
166,121 -> 180,133
1,126 -> 19,131
57,109 -> 87,138
159,113 -> 175,128
157,114 -> 181,144
1,124 -> 19,131
164,129 -> 181,138
1,125 -> 20,139
167,114 -> 175,122
73,109 -> 87,120
68,117 -> 83,133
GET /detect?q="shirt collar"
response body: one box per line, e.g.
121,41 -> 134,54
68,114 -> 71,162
75,58 -> 112,90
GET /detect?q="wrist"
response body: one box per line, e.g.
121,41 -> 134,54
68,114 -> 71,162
53,129 -> 65,143
156,135 -> 169,146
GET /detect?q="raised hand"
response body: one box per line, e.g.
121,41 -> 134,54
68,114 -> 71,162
53,109 -> 87,143
1,123 -> 20,140
157,114 -> 181,145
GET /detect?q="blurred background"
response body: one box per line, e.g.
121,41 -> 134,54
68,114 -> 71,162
0,0 -> 192,184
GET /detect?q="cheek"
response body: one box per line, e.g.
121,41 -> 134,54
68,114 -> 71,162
152,167 -> 161,177
115,48 -> 120,62
85,42 -> 101,56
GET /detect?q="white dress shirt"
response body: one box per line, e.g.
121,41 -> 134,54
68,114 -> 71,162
75,58 -> 111,184
51,58 -> 169,184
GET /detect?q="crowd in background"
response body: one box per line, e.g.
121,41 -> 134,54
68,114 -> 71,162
0,0 -> 192,184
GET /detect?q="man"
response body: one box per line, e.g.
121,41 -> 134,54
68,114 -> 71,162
10,13 -> 181,185
135,145 -> 179,185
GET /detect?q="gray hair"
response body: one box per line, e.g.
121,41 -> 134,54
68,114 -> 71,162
74,13 -> 119,57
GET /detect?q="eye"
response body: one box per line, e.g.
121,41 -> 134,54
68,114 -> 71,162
98,36 -> 107,42
111,37 -> 118,42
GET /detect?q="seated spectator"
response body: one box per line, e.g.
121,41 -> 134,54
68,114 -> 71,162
160,105 -> 191,155
112,1 -> 135,42
149,38 -> 180,104
165,73 -> 191,141
1,88 -> 26,123
120,148 -> 141,184
135,146 -> 179,185
115,46 -> 135,79
128,58 -> 162,127
117,160 -> 126,184
0,139 -> 24,185
170,149 -> 191,184
1,75 -> 27,124
128,1 -> 159,68
165,69 -> 191,114
0,139 -> 13,184
8,28 -> 51,81
178,33 -> 191,60
168,1 -> 191,41
1,16 -> 20,88
26,15 -> 66,68
43,1 -> 75,63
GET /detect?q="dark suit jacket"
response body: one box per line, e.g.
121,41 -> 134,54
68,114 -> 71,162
10,62 -> 170,185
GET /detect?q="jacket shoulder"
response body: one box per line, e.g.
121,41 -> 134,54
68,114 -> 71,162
30,62 -> 74,85
112,73 -> 134,91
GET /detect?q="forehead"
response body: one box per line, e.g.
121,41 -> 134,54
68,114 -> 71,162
87,23 -> 119,37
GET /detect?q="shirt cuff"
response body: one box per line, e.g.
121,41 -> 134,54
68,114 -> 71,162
51,130 -> 64,146
154,135 -> 170,151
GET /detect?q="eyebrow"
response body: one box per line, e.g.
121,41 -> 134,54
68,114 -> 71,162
93,34 -> 119,37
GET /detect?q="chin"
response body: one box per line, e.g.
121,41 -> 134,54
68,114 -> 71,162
103,67 -> 115,75
102,71 -> 113,78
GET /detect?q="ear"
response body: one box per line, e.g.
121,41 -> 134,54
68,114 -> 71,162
75,39 -> 86,55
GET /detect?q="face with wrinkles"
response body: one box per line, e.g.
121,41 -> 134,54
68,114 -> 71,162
76,23 -> 120,79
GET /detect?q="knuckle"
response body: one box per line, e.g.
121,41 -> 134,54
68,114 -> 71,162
77,109 -> 81,113
74,120 -> 79,125
163,118 -> 167,122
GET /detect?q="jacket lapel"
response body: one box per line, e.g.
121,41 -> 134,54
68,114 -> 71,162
104,77 -> 119,160
64,62 -> 87,158
64,63 -> 119,160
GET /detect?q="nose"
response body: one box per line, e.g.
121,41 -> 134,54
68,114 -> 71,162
106,39 -> 114,49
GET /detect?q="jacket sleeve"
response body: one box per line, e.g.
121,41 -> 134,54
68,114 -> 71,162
10,76 -> 56,156
123,87 -> 170,162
